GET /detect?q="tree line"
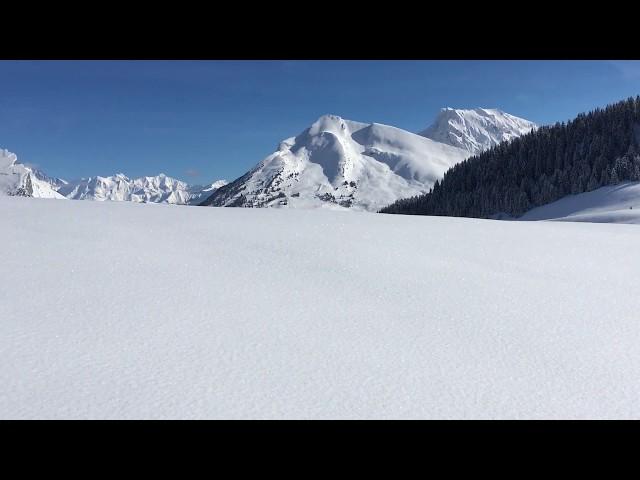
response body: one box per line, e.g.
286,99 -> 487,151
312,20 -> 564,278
380,96 -> 640,218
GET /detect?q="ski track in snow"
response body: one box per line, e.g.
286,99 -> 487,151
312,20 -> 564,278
2,196 -> 640,419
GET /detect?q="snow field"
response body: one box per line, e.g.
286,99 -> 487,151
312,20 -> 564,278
2,196 -> 640,418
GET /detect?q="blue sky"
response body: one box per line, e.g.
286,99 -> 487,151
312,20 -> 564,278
1,60 -> 639,183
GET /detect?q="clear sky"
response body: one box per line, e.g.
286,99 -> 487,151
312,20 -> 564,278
1,60 -> 639,183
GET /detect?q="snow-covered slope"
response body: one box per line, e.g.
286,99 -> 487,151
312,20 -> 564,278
202,114 -> 469,212
519,182 -> 640,224
419,108 -> 537,156
186,179 -> 228,205
30,167 -> 68,191
0,148 -> 65,199
2,197 -> 640,419
60,174 -> 227,205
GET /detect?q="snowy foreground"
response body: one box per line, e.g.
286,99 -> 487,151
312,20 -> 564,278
2,197 -> 640,419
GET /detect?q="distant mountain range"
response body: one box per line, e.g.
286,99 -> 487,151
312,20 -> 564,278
6,98 -> 640,227
1,107 -> 536,210
201,108 -> 536,211
0,148 -> 227,205
59,174 -> 227,205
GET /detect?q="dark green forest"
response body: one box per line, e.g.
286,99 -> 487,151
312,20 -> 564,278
380,97 -> 640,218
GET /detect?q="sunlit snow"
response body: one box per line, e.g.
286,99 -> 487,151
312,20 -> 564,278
2,196 -> 639,419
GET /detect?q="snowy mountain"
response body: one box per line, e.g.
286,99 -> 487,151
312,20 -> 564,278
2,108 -> 534,210
202,110 -> 535,212
202,114 -> 469,211
0,146 -> 227,205
60,174 -> 227,205
419,108 -> 537,156
0,148 -> 65,199
30,168 -> 68,190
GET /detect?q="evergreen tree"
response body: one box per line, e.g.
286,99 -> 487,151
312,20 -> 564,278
13,173 -> 34,197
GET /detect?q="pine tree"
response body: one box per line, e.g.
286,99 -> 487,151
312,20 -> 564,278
24,173 -> 33,196
12,173 -> 34,197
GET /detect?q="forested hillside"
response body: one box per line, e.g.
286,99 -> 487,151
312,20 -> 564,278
380,97 -> 640,218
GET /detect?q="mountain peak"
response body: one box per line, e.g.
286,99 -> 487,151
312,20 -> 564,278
0,148 -> 18,168
420,108 -> 537,156
203,114 -> 470,211
306,114 -> 369,138
439,107 -> 507,118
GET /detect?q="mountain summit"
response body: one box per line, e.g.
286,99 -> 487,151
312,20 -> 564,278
419,108 -> 537,156
201,114 -> 468,211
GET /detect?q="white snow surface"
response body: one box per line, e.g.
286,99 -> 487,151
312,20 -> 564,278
520,182 -> 640,224
2,196 -> 640,419
0,148 -> 66,199
419,108 -> 537,156
59,173 -> 227,205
